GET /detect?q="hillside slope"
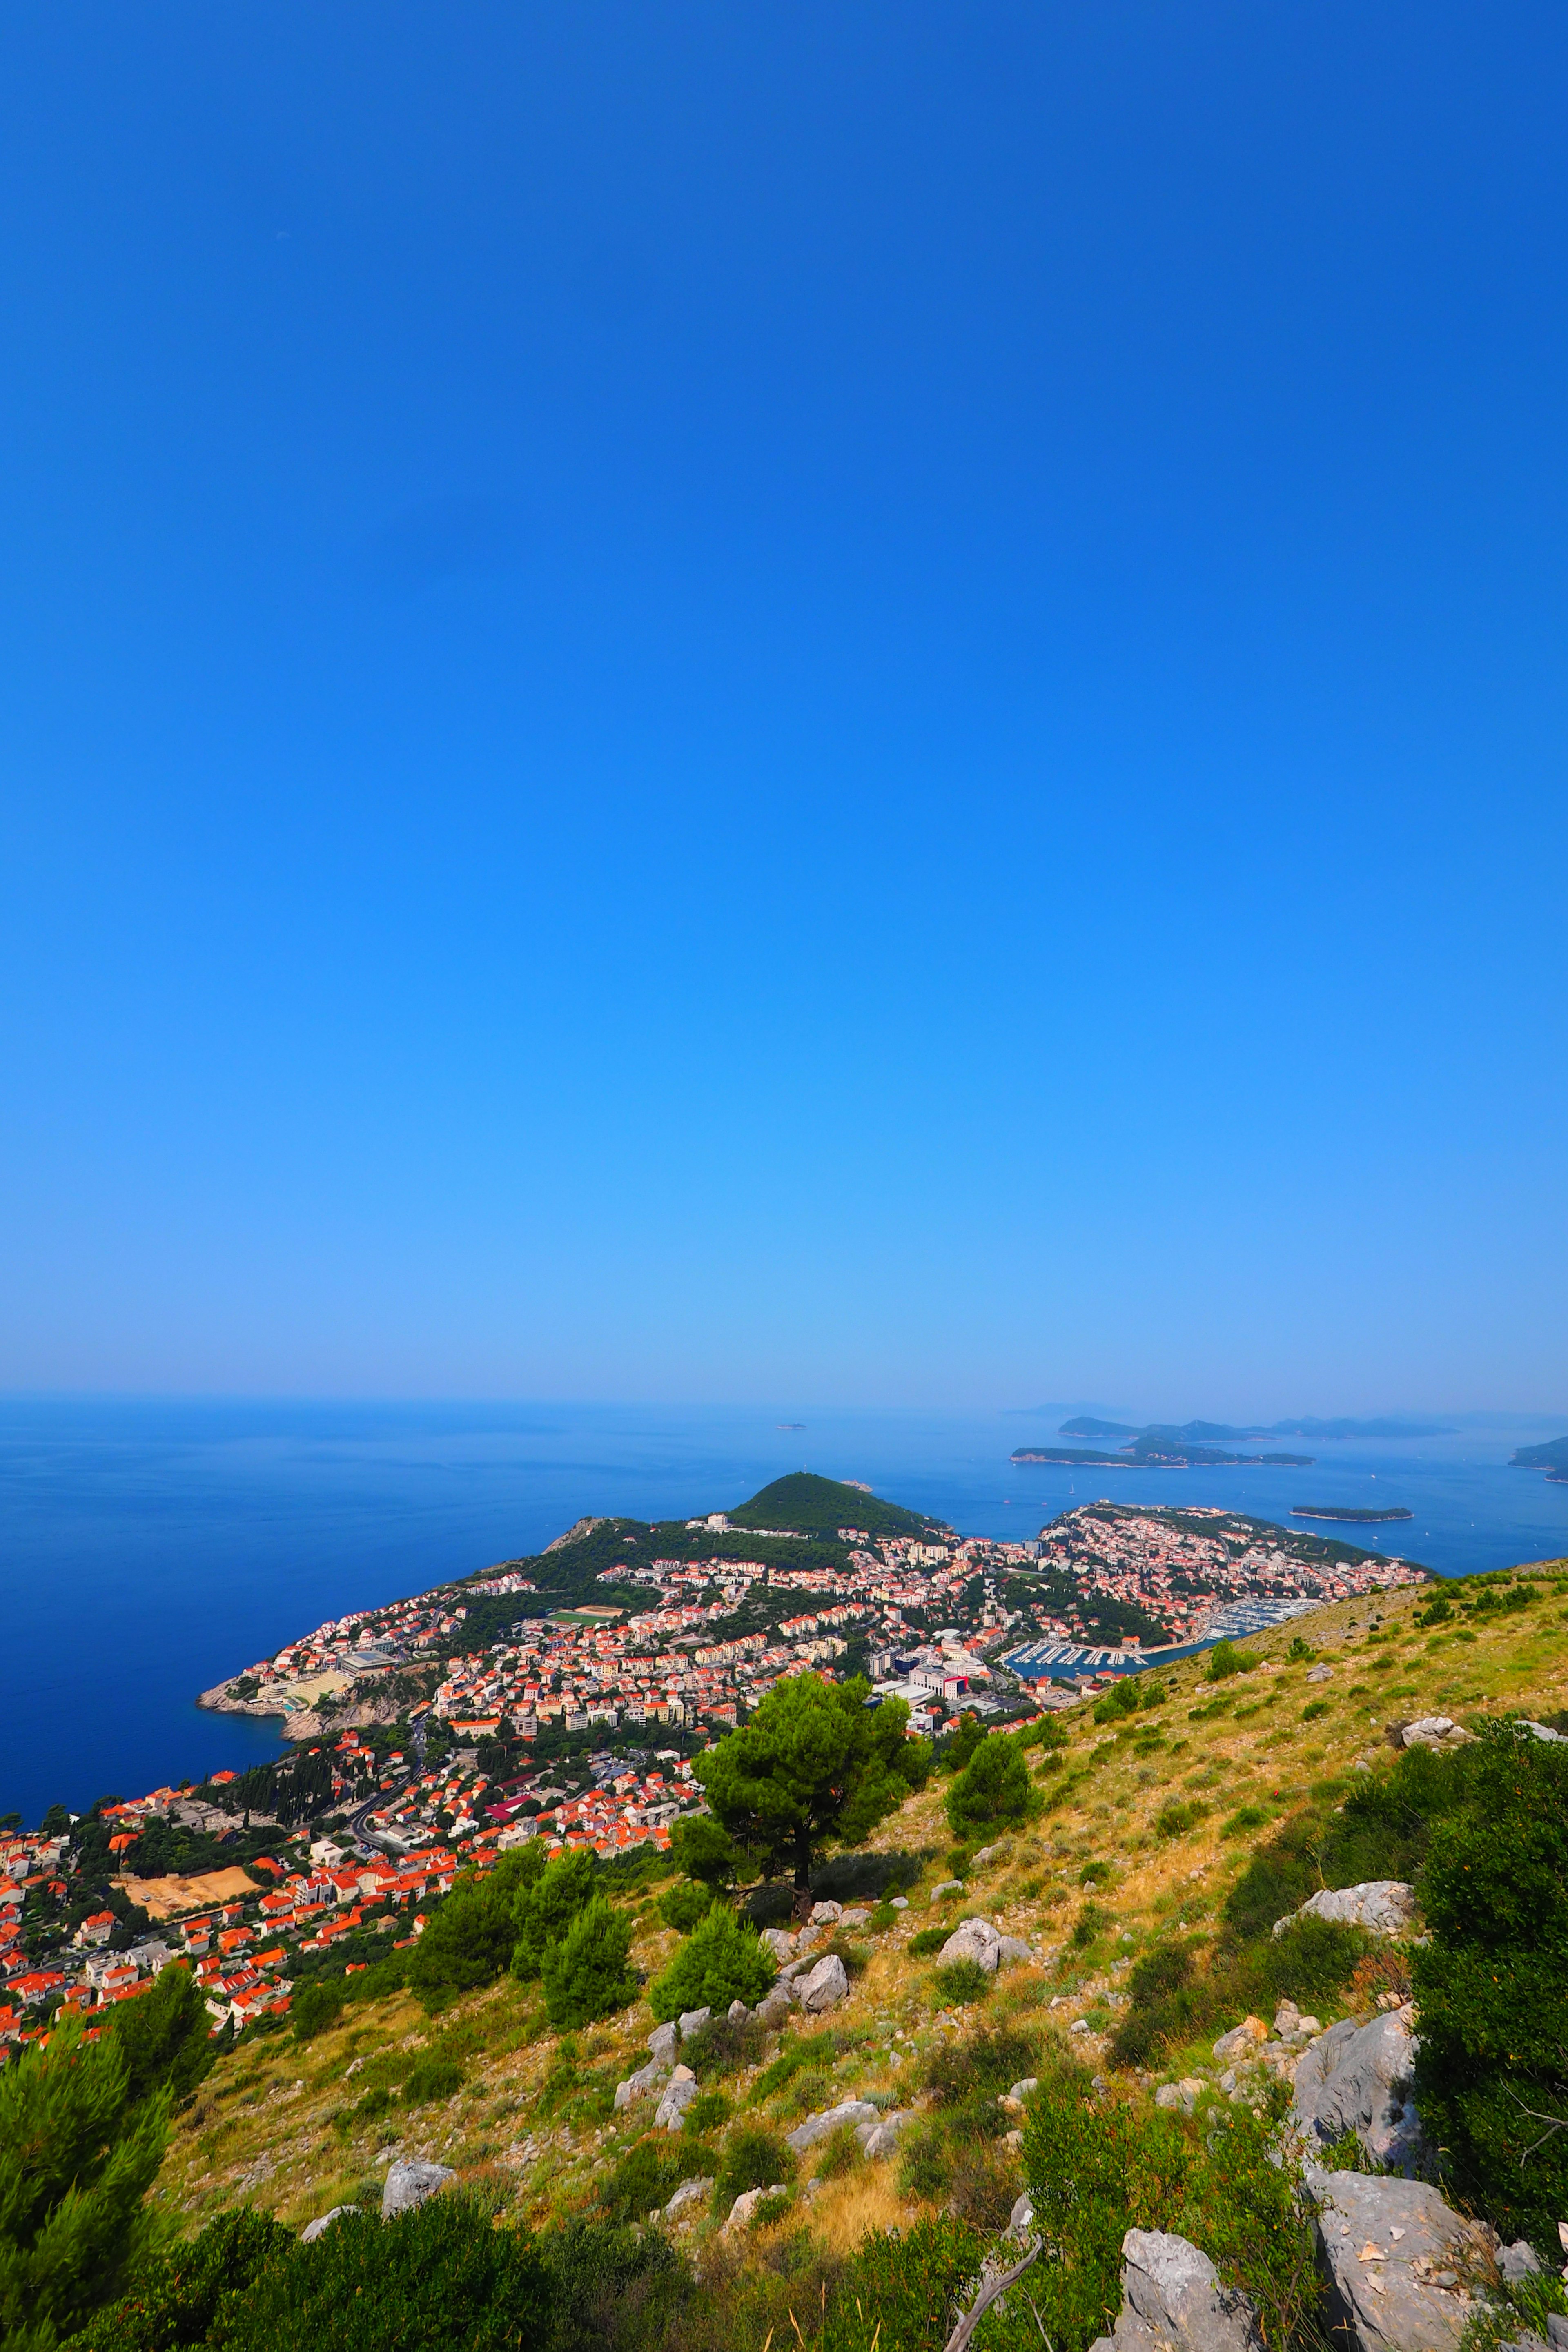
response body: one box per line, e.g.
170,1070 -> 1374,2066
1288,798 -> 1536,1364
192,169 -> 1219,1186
148,1554 -> 1568,2296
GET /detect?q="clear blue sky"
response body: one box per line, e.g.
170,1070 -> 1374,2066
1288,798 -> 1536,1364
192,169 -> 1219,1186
3,4 -> 1565,1415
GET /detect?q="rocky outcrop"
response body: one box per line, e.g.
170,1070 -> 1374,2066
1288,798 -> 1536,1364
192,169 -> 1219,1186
613,2022 -> 679,2110
1273,1883 -> 1416,1940
786,2098 -> 880,2153
794,1953 -> 850,2013
1309,2169 -> 1490,2352
381,2160 -> 454,2219
653,2067 -> 699,2131
301,2206 -> 352,2241
1292,2011 -> 1425,2173
677,2006 -> 711,2038
862,2109 -> 913,2159
1392,1718 -> 1475,1753
663,2176 -> 713,2221
938,1918 -> 1033,1973
1089,2230 -> 1265,2352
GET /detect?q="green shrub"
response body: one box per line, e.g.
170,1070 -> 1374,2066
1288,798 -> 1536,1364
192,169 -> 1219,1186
1073,1900 -> 1112,1948
946,1738 -> 1034,1840
942,1713 -> 990,1773
1022,2076 -> 1315,2352
813,2123 -> 863,2180
401,2055 -> 464,2107
920,2024 -> 1040,2107
714,2127 -> 795,2205
908,1926 -> 947,1957
754,2030 -> 841,2100
597,2138 -> 684,2227
210,2195 -> 553,2352
542,1896 -> 637,2029
69,2208 -> 292,2352
820,2218 -> 987,2352
290,1980 -> 345,2042
1286,1637 -> 1315,1663
1093,1679 -> 1142,1726
1413,1721 -> 1568,2250
537,2220 -> 692,2352
657,1880 -> 713,1933
1222,1806 -> 1269,1838
679,2013 -> 765,2081
1301,1700 -> 1331,1722
1156,1800 -> 1208,1840
931,1958 -> 991,2005
1205,1641 -> 1258,1682
647,1902 -> 775,2021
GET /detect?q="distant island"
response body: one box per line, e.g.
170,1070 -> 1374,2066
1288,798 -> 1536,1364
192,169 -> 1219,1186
1510,1434 -> 1568,1485
1290,1503 -> 1414,1523
1058,1414 -> 1457,1442
1012,1441 -> 1313,1469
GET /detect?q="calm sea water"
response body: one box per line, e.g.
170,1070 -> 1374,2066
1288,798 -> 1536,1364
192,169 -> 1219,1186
3,1396 -> 1565,1826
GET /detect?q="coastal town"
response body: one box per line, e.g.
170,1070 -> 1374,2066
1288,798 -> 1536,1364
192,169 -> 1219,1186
0,1480 -> 1428,2051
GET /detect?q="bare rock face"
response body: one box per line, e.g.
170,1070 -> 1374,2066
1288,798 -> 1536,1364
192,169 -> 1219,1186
785,2098 -> 880,2153
677,2006 -> 712,2039
1292,2011 -> 1425,2173
663,2176 -> 713,2221
381,2160 -> 454,2220
1273,1882 -> 1417,1940
647,2022 -> 679,2065
795,1953 -> 850,2013
1089,2230 -> 1265,2352
614,2025 -> 677,2111
861,2110 -> 912,2159
939,1918 -> 1002,1972
1309,2170 -> 1490,2352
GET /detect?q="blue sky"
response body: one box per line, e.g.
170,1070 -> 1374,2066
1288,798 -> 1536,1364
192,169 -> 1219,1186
2,3 -> 1566,1414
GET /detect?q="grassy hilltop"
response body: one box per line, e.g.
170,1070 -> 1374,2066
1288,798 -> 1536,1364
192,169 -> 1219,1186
39,1537 -> 1568,2352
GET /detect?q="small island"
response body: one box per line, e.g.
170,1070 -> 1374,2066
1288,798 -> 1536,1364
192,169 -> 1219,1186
1290,1503 -> 1414,1523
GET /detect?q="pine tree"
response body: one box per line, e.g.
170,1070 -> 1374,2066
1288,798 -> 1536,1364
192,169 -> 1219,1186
0,2008 -> 169,2350
540,1897 -> 637,2028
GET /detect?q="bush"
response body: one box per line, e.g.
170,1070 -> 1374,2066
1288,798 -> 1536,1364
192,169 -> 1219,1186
657,1881 -> 713,1933
908,1926 -> 947,1958
537,2218 -> 692,2352
931,1958 -> 991,2005
820,2218 -> 985,2352
714,2127 -> 795,2205
1413,1721 -> 1568,2250
1022,2076 -> 1316,2352
1155,1800 -> 1208,1840
945,1738 -> 1034,1840
1072,1900 -> 1112,1948
648,1902 -> 776,2021
290,1980 -> 345,2042
1205,1641 -> 1258,1682
943,1713 -> 990,1773
541,1896 -> 637,2029
668,1814 -> 739,1889
109,1961 -> 215,2109
1093,1679 -> 1142,1726
401,2056 -> 464,2107
210,2195 -> 553,2352
70,2208 -> 292,2352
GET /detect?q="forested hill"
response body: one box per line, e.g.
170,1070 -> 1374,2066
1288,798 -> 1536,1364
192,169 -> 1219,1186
726,1472 -> 944,1540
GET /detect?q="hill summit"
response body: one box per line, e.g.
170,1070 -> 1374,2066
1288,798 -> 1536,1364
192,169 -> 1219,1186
727,1470 -> 940,1540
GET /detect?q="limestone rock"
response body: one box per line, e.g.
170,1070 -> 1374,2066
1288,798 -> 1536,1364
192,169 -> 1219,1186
939,1918 -> 1002,1971
838,1906 -> 871,1927
756,1982 -> 795,2029
1274,1882 -> 1416,1940
760,1927 -> 797,1962
1309,2169 -> 1488,2352
1009,2076 -> 1040,2102
1089,2230 -> 1265,2352
971,1843 -> 1004,1870
678,2006 -> 712,2039
1396,1718 -> 1476,1753
1212,2017 -> 1268,2064
862,2110 -> 913,2159
1524,1720 -> 1568,1744
785,2098 -> 880,2153
301,2207 -> 352,2242
1008,2192 -> 1036,2238
615,2047 -> 674,2111
1499,2242 -> 1542,2285
930,1879 -> 965,1903
381,2160 -> 454,2220
647,2022 -> 679,2065
727,1998 -> 753,2025
654,2067 -> 699,2132
997,1934 -> 1033,1966
795,1953 -> 850,2013
891,1895 -> 909,1910
723,2183 -> 788,2233
808,1900 -> 842,1924
664,2176 -> 713,2220
1306,1664 -> 1334,1683
1292,2012 -> 1425,2172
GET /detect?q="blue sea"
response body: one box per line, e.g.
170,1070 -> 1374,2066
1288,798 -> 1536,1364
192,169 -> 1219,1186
3,1396 -> 1566,1827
